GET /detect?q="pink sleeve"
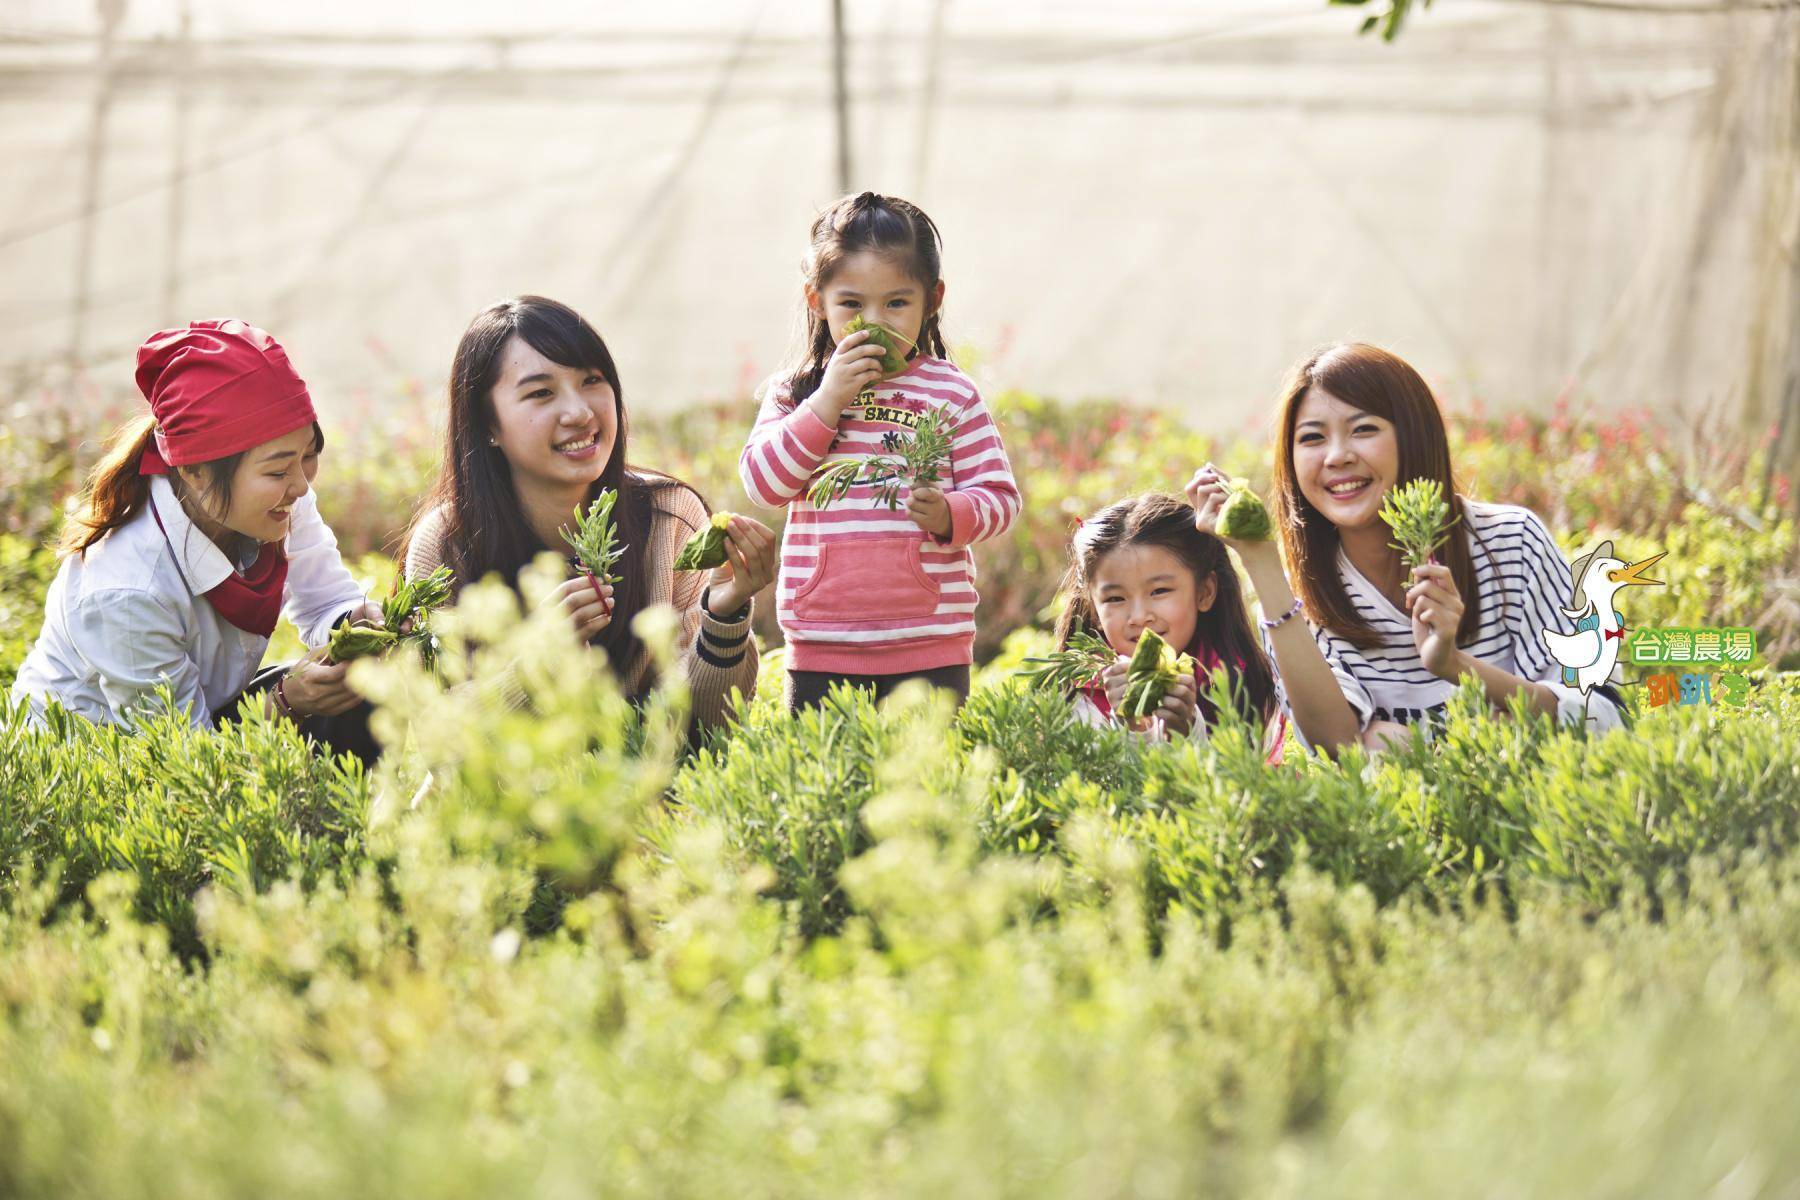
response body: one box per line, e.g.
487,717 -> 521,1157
738,379 -> 840,509
934,382 -> 1021,549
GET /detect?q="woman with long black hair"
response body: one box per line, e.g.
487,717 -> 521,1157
403,296 -> 775,731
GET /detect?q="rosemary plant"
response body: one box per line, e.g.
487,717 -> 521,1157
1377,478 -> 1460,570
1018,629 -> 1116,692
808,407 -> 958,511
326,566 -> 455,666
562,490 -> 627,613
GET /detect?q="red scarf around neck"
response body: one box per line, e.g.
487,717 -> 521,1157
150,500 -> 288,638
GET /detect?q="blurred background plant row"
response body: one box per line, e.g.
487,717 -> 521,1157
3,383 -> 1795,688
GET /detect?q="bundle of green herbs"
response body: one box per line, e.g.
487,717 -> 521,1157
326,566 -> 455,666
1378,478 -> 1460,570
808,407 -> 957,511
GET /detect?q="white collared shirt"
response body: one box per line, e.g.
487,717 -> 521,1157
11,475 -> 367,729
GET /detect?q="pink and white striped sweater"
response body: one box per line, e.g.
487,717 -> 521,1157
739,356 -> 1021,675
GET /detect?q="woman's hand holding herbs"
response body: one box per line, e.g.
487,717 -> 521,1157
1405,560 -> 1466,679
559,490 -> 624,642
345,600 -> 386,630
1377,478 -> 1465,679
705,515 -> 778,617
905,485 -> 953,538
282,645 -> 361,718
551,575 -> 614,642
1186,464 -> 1277,562
810,329 -> 887,422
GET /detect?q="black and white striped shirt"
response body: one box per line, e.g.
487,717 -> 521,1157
1270,500 -> 1623,742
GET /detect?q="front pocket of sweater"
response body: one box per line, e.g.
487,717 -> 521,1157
792,537 -> 942,623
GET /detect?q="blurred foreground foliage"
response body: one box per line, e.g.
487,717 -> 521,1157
2,387 -> 1798,1196
0,560 -> 1798,1195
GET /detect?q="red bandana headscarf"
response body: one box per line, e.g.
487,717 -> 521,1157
135,320 -> 318,637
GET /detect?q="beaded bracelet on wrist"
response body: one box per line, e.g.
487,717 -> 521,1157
1259,596 -> 1304,633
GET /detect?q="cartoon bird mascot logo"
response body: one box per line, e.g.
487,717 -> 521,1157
1540,540 -> 1665,726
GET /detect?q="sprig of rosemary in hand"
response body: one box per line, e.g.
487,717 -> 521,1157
807,406 -> 958,510
807,459 -> 865,509
562,490 -> 627,613
1018,629 -> 1116,692
1377,478 -> 1460,570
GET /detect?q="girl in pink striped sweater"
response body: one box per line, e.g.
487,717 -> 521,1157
739,192 -> 1021,711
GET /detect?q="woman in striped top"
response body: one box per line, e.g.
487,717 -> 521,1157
740,192 -> 1021,711
1188,343 -> 1622,756
403,296 -> 776,735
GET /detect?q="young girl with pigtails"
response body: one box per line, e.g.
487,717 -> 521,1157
1047,492 -> 1285,758
739,191 -> 1021,712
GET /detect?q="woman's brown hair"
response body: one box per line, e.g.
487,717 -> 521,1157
1270,343 -> 1481,651
1051,491 -> 1278,729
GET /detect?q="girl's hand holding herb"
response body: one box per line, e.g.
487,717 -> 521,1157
1102,657 -> 1198,734
810,329 -> 887,421
905,485 -> 953,538
551,575 -> 614,642
704,515 -> 778,616
1405,560 -> 1466,678
1099,659 -> 1131,715
1147,673 -> 1199,736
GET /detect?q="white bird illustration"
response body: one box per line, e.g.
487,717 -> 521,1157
1540,539 -> 1665,721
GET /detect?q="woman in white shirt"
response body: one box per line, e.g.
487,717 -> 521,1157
11,320 -> 375,745
1186,342 -> 1623,756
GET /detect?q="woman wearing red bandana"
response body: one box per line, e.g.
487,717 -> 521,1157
12,321 -> 376,742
